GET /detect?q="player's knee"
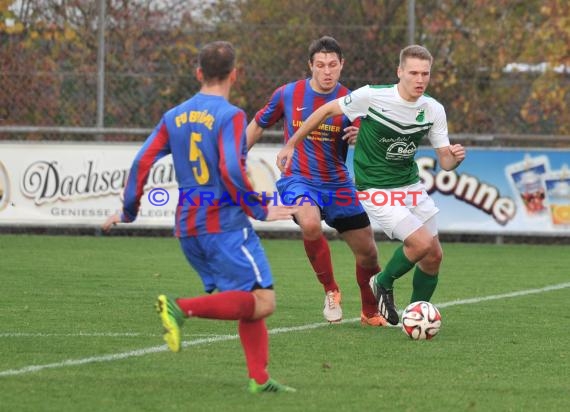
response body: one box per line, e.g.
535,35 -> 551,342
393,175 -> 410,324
412,237 -> 432,259
344,226 -> 377,265
421,243 -> 443,269
429,246 -> 443,266
255,300 -> 275,319
365,243 -> 379,261
300,220 -> 323,239
356,246 -> 378,267
257,304 -> 275,318
251,289 -> 276,319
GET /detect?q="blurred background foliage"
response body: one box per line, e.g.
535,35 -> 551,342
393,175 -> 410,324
1,0 -> 568,139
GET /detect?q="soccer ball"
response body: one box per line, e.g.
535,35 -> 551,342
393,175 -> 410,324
401,301 -> 442,340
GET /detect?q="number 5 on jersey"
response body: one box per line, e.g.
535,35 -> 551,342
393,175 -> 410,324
189,132 -> 210,185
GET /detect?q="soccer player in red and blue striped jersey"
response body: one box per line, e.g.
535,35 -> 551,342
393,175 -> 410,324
247,36 -> 385,326
103,41 -> 296,393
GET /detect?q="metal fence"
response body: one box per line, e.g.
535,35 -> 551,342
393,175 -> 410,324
1,0 -> 569,140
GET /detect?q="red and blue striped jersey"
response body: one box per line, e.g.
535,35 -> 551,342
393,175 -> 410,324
121,93 -> 268,237
254,79 -> 357,184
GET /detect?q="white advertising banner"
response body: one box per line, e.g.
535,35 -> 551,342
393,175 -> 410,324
0,142 -> 297,230
1,142 -> 569,235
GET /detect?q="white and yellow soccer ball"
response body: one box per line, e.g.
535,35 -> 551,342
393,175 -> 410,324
401,301 -> 442,340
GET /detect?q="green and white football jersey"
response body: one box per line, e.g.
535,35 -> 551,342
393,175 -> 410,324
340,84 -> 449,190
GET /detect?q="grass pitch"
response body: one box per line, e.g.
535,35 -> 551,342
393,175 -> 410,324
1,234 -> 569,411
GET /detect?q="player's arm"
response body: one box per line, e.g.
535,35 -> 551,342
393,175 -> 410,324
435,144 -> 466,171
342,116 -> 361,145
246,119 -> 265,151
121,120 -> 171,222
430,103 -> 465,170
276,99 -> 343,172
102,119 -> 171,232
342,126 -> 359,144
102,213 -> 121,232
247,86 -> 284,151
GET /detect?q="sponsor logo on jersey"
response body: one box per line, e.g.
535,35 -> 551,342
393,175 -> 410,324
378,136 -> 408,143
386,141 -> 417,160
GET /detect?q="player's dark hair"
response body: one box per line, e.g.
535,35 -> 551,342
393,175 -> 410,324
198,41 -> 236,82
308,36 -> 343,63
399,45 -> 433,67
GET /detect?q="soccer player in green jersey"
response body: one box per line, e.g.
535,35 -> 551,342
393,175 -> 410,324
276,45 -> 466,326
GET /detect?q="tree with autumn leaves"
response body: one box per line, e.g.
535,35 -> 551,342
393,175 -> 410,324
0,0 -> 568,137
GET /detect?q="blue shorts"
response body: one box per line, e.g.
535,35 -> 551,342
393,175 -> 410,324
276,176 -> 370,232
179,227 -> 273,293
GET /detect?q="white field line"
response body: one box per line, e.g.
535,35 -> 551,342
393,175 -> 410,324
1,282 -> 569,378
0,332 -> 216,338
0,332 -> 155,338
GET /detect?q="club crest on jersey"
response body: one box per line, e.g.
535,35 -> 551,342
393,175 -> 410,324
415,109 -> 425,122
344,94 -> 352,105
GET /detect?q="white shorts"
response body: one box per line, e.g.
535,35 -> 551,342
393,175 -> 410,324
360,182 -> 439,240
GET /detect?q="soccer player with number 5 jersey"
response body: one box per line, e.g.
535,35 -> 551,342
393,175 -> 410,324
103,41 -> 297,394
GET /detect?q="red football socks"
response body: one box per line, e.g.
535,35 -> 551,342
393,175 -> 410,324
303,235 -> 338,292
239,318 -> 269,384
177,292 -> 270,384
356,264 -> 381,317
176,291 -> 255,320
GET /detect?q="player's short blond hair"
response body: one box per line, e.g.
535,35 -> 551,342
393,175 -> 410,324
399,45 -> 433,68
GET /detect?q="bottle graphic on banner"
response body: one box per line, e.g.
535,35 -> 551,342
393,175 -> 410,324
543,164 -> 570,226
505,154 -> 549,217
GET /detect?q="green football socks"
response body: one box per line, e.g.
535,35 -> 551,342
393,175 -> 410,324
410,266 -> 439,302
376,245 -> 415,290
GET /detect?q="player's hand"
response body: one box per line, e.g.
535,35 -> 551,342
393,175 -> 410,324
102,213 -> 121,233
449,144 -> 466,164
342,125 -> 359,145
276,145 -> 295,173
265,205 -> 298,221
